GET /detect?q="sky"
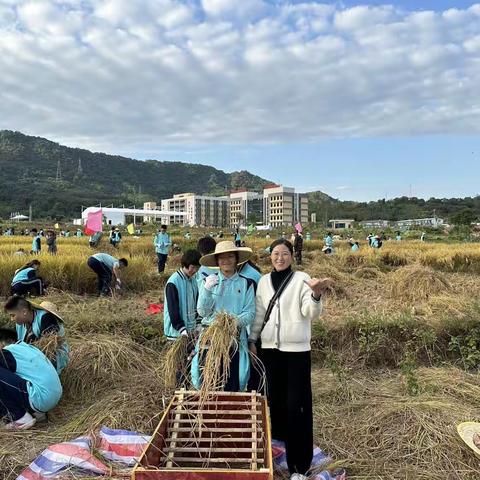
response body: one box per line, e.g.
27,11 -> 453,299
1,0 -> 480,201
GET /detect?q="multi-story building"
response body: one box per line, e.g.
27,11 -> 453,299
263,184 -> 308,228
161,193 -> 229,227
229,190 -> 263,227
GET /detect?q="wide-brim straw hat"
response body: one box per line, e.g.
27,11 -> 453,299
29,300 -> 64,323
200,240 -> 252,268
457,422 -> 480,459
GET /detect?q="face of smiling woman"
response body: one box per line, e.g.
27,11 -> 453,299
271,244 -> 293,271
217,252 -> 237,277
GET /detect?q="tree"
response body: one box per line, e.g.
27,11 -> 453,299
450,209 -> 477,226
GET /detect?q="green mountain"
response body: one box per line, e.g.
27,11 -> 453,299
1,130 -> 478,224
0,131 -> 270,220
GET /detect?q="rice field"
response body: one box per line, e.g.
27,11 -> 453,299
1,234 -> 480,479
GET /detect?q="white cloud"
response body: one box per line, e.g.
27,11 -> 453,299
0,1 -> 479,149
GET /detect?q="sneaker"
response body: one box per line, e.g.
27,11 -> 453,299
4,412 -> 36,430
33,411 -> 47,423
290,475 -> 308,480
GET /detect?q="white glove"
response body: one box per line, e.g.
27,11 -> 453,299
180,329 -> 188,337
204,274 -> 219,292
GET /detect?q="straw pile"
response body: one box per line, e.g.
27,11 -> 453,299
390,264 -> 451,301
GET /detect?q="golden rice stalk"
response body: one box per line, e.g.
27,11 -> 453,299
163,335 -> 189,391
198,312 -> 238,400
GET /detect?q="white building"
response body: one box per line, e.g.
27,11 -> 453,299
229,190 -> 263,227
394,217 -> 444,229
81,206 -> 186,226
161,193 -> 229,227
329,219 -> 355,229
263,184 -> 308,228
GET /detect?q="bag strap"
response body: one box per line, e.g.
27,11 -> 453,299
260,270 -> 295,334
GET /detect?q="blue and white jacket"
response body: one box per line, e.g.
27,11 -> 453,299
164,269 -> 199,339
191,271 -> 256,391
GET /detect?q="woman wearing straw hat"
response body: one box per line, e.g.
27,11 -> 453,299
248,238 -> 333,480
3,296 -> 69,375
191,241 -> 256,392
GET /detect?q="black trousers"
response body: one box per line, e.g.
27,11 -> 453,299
87,257 -> 112,295
156,253 -> 168,273
262,349 -> 313,476
295,250 -> 303,265
0,350 -> 30,421
11,278 -> 44,296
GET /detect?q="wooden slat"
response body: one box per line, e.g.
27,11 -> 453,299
251,390 -> 258,471
169,427 -> 261,433
165,437 -> 264,444
169,409 -> 261,415
174,390 -> 259,397
164,447 -> 264,453
172,401 -> 262,407
167,418 -> 262,424
164,457 -> 265,464
166,389 -> 185,468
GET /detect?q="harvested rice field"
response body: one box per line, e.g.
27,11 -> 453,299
1,235 -> 480,479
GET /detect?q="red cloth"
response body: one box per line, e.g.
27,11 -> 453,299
146,303 -> 164,315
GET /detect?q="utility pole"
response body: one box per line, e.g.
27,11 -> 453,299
29,204 -> 32,222
77,157 -> 83,175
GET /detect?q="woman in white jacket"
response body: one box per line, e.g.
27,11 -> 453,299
248,239 -> 332,480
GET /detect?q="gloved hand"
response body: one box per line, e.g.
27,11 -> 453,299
204,274 -> 219,292
115,279 -> 122,290
180,329 -> 188,337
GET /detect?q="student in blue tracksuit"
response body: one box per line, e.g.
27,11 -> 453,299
0,336 -> 62,430
4,296 -> 69,374
396,231 -> 402,241
153,225 -> 171,274
164,250 -> 202,340
30,228 -> 41,254
234,228 -> 242,247
87,253 -> 128,296
109,227 -> 122,248
11,260 -> 46,296
191,241 -> 256,392
196,236 -> 217,288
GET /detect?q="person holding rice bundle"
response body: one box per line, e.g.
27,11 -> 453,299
11,259 -> 47,296
248,238 -> 333,480
4,296 -> 69,375
0,337 -> 62,430
191,241 -> 256,392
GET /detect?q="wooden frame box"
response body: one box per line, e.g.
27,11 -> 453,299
132,390 -> 273,480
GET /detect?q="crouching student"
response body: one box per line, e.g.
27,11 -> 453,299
11,260 -> 47,296
0,337 -> 62,430
191,241 -> 255,392
4,296 -> 69,374
87,253 -> 128,296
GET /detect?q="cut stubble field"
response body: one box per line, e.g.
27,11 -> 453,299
1,236 -> 480,479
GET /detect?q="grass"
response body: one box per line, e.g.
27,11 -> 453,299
1,236 -> 480,479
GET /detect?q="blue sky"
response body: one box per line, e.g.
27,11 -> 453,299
1,0 -> 480,202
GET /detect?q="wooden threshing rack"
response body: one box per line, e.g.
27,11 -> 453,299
132,390 -> 273,480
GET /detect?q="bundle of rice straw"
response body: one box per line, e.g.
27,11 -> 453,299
163,335 -> 189,391
34,332 -> 61,364
198,311 -> 238,399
